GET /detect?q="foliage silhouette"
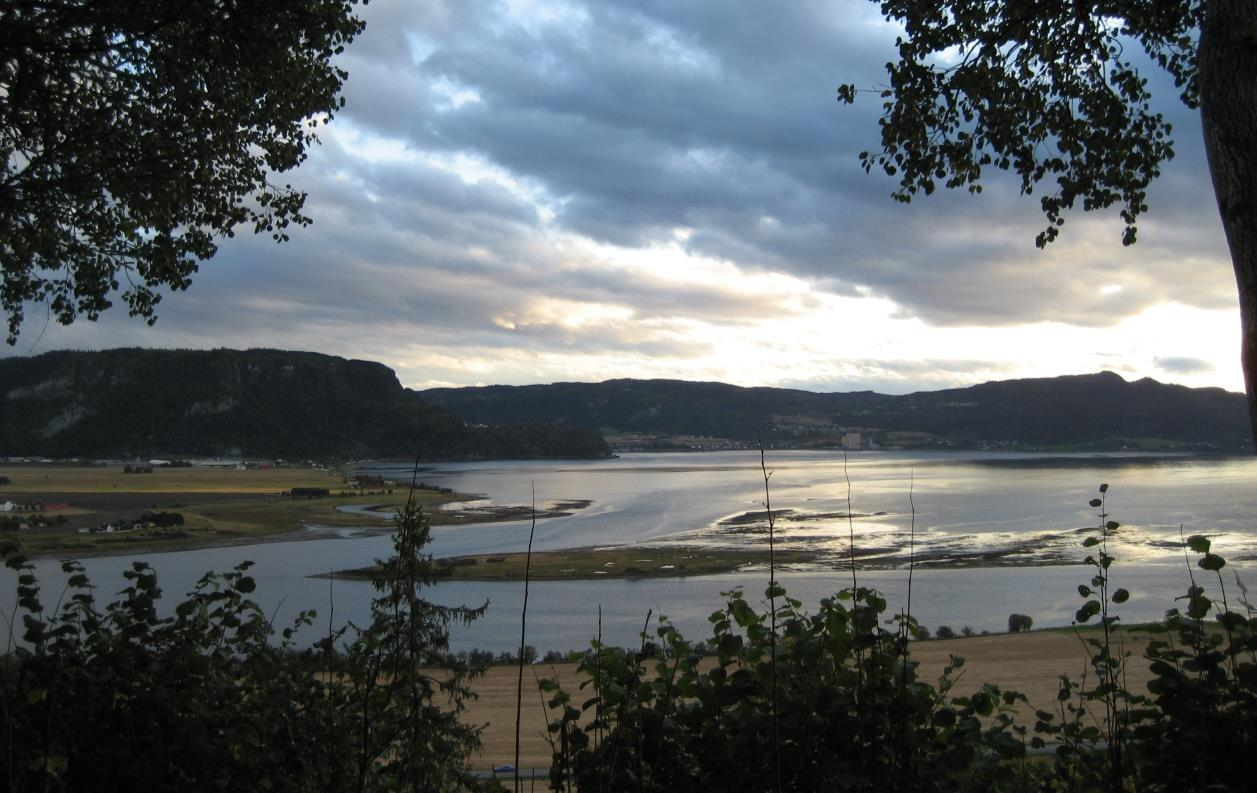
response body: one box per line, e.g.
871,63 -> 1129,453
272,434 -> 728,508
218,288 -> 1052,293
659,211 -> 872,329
840,1 -> 1257,447
0,494 -> 485,792
1,0 -> 364,341
542,586 -> 1027,792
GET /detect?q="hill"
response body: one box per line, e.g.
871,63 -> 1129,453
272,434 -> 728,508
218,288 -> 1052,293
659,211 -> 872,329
0,349 -> 610,460
422,372 -> 1253,452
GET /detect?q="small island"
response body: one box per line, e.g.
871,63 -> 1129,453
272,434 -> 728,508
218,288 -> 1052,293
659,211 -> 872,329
329,545 -> 819,581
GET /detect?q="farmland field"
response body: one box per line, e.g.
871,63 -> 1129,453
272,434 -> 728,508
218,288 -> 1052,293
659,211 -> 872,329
0,464 -> 520,556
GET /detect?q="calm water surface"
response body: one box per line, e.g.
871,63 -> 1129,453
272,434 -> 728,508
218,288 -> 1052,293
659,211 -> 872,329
3,451 -> 1255,652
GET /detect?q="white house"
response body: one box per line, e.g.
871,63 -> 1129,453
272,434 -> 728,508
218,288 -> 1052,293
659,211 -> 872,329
0,500 -> 15,513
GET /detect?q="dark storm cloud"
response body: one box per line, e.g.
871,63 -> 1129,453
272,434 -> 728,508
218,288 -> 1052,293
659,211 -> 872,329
4,0 -> 1234,387
329,0 -> 1231,326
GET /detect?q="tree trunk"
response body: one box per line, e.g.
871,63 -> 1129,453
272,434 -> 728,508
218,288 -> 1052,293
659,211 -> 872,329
1199,0 -> 1257,452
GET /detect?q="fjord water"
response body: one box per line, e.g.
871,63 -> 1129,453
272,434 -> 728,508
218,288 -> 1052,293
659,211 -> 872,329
5,451 -> 1256,652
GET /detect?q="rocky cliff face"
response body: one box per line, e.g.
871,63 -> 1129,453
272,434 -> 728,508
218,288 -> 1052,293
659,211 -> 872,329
0,349 -> 610,460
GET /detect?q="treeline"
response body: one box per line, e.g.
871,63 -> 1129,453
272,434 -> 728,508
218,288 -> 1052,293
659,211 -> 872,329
423,372 -> 1254,450
0,348 -> 610,460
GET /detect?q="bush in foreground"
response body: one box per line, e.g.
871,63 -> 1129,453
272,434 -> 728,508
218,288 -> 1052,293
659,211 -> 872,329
0,497 -> 484,793
543,586 -> 1028,792
543,485 -> 1257,793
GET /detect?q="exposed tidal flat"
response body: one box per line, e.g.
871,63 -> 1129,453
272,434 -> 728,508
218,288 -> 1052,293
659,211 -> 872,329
4,450 -> 1256,652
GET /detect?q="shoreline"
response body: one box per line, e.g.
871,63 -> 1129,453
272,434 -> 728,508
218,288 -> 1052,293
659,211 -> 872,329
0,464 -> 594,559
4,501 -> 587,560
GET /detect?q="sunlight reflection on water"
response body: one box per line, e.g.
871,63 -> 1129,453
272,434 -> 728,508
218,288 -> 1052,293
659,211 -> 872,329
3,451 -> 1254,652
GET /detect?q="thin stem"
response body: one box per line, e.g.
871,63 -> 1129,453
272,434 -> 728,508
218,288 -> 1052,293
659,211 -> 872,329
844,448 -> 857,593
514,483 -> 537,793
758,440 -> 782,793
906,469 -> 916,629
895,469 -> 917,787
595,604 -> 604,793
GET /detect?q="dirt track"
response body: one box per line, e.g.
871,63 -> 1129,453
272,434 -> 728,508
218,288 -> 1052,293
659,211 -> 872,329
464,629 -> 1155,771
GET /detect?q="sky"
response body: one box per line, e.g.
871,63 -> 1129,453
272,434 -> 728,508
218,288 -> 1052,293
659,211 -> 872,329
5,0 -> 1243,395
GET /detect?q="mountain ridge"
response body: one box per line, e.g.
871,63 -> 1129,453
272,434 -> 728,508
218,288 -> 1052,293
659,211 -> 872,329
422,371 -> 1253,452
3,348 -> 1249,456
0,348 -> 610,460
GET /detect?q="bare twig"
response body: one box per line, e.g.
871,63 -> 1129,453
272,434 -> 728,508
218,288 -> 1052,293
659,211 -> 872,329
514,483 -> 537,793
758,440 -> 782,793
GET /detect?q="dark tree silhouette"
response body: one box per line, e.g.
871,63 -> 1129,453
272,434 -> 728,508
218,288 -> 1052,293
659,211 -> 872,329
842,1 -> 1257,450
1,0 -> 364,341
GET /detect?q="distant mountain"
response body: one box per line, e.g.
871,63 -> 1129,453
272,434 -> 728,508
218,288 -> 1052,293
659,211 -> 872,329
0,349 -> 610,460
422,373 -> 1254,452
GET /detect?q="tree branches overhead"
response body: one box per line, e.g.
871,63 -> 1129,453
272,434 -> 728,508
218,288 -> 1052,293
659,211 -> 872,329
840,1 -> 1202,248
0,0 -> 364,341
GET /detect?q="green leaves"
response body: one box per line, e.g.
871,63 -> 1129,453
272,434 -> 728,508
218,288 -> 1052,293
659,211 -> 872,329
1187,534 -> 1212,553
1184,585 -> 1212,621
1199,553 -> 1226,572
1,0 -> 366,342
548,581 -> 1029,792
2,492 -> 485,792
847,1 -> 1195,259
1075,599 -> 1102,623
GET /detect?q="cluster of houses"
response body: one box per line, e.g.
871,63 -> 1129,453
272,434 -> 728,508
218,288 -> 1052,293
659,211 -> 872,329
0,500 -> 69,531
0,499 -> 69,513
78,523 -> 142,534
77,512 -> 185,534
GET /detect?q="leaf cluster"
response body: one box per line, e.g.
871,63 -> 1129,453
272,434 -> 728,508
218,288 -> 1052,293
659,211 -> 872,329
0,0 -> 365,341
1031,486 -> 1257,792
543,585 -> 1029,792
840,1 -> 1202,247
0,497 -> 487,793
1130,533 -> 1257,791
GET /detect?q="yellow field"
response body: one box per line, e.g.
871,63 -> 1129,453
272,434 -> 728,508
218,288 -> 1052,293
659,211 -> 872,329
0,464 -> 480,557
465,629 -> 1156,771
0,464 -> 338,494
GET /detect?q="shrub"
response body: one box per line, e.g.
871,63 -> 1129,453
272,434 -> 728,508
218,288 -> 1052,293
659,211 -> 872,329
0,495 -> 484,793
1031,485 -> 1257,793
543,586 -> 1027,792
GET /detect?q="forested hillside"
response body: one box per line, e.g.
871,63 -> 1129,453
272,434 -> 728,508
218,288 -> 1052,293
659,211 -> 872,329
0,349 -> 610,460
423,372 -> 1253,451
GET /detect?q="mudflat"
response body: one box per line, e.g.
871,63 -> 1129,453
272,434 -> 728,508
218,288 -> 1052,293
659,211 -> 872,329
464,628 -> 1155,772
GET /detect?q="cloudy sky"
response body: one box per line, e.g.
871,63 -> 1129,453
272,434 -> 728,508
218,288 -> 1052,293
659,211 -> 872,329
7,0 -> 1242,395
